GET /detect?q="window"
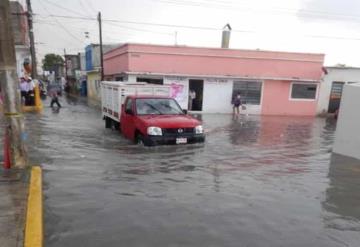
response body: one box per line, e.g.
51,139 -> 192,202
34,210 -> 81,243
125,99 -> 132,112
115,76 -> 123,81
136,98 -> 183,115
233,80 -> 262,105
136,77 -> 163,85
291,83 -> 317,100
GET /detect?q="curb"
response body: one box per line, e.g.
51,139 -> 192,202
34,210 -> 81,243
24,166 -> 43,247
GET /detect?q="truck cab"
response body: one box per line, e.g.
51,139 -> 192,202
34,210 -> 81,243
120,95 -> 205,146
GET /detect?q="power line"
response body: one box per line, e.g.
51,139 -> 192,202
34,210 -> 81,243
35,14 -> 251,32
37,0 -> 84,43
104,22 -> 174,36
41,0 -> 92,18
152,0 -> 360,23
33,13 -> 360,41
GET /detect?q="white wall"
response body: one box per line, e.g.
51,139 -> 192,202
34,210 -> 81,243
15,46 -> 30,77
317,67 -> 360,114
164,76 -> 189,109
203,78 -> 233,113
333,83 -> 360,160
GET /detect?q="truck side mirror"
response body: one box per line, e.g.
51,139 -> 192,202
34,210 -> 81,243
183,109 -> 188,114
125,109 -> 134,115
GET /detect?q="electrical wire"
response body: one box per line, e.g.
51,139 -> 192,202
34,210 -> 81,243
37,0 -> 86,43
151,0 -> 360,23
33,13 -> 360,41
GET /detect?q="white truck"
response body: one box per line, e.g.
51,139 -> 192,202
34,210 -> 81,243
101,81 -> 171,129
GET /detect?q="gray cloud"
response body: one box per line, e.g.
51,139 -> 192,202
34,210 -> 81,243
297,0 -> 360,23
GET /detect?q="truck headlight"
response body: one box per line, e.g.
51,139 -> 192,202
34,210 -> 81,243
195,125 -> 204,134
147,126 -> 162,136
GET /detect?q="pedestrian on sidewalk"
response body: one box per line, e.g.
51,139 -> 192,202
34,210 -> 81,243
49,89 -> 61,108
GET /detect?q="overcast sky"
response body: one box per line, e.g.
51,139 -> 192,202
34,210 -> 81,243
16,0 -> 360,67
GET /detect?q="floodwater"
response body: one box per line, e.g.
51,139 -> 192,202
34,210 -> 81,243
22,96 -> 360,247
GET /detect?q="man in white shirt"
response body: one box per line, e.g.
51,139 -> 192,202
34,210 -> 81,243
188,89 -> 196,111
20,77 -> 29,105
26,77 -> 35,106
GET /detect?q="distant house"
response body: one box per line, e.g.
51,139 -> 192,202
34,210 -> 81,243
85,43 -> 120,102
102,43 -> 325,115
317,66 -> 360,115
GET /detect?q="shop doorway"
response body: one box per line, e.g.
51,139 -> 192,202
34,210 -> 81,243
328,81 -> 344,113
189,79 -> 204,111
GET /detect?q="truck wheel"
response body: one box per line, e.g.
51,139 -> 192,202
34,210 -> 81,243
110,120 -> 120,130
105,117 -> 111,128
135,133 -> 145,146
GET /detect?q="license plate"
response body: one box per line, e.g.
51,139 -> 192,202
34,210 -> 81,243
176,138 -> 187,144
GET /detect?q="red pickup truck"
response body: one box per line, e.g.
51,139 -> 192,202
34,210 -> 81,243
120,95 -> 205,146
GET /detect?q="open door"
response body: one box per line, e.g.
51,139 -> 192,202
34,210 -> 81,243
328,81 -> 344,113
189,79 -> 204,111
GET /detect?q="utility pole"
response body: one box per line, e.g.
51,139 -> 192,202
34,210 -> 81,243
97,11 -> 104,81
64,48 -> 67,80
0,0 -> 27,168
26,0 -> 37,78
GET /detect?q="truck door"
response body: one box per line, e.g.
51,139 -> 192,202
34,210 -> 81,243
121,98 -> 135,140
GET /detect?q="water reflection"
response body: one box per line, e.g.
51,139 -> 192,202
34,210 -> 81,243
323,154 -> 360,230
228,117 -> 260,145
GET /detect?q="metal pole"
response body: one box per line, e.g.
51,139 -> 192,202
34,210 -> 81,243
0,0 -> 27,168
26,0 -> 37,78
64,48 -> 67,80
98,12 -> 104,81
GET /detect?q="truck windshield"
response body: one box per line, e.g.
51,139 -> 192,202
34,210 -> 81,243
136,98 -> 184,115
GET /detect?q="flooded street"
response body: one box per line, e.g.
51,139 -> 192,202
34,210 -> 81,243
24,97 -> 360,247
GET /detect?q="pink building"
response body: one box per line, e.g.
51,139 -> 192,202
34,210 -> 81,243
103,43 -> 325,116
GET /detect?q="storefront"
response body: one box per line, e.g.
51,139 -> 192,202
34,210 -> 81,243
103,43 -> 325,116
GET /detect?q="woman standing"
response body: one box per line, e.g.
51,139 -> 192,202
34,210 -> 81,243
232,93 -> 242,116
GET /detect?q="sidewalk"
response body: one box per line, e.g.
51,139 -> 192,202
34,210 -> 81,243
0,168 -> 28,247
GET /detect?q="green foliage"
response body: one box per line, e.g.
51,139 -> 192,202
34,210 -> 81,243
42,53 -> 64,71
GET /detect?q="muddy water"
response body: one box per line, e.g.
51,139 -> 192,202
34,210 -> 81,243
22,97 -> 360,247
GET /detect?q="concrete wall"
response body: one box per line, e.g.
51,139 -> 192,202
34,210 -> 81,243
333,83 -> 360,160
15,46 -> 30,77
261,80 -> 319,116
317,67 -> 360,114
164,76 -> 189,109
202,78 -> 233,113
104,45 -> 129,76
87,71 -> 101,103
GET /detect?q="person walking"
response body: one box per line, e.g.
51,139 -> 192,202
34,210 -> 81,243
49,88 -> 61,108
232,93 -> 242,116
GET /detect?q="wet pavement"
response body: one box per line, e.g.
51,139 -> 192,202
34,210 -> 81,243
21,96 -> 360,246
0,169 -> 28,247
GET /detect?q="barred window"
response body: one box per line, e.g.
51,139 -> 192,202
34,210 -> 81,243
233,80 -> 262,105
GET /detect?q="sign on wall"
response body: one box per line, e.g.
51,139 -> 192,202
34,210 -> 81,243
164,76 -> 189,109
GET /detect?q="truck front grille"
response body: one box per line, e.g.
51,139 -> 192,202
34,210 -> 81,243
162,128 -> 194,136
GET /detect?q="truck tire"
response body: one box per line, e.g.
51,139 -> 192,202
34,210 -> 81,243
135,133 -> 145,146
105,117 -> 111,129
110,120 -> 120,131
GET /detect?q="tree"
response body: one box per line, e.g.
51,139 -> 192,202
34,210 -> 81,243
42,53 -> 64,72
